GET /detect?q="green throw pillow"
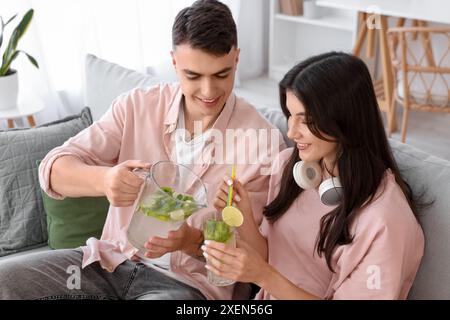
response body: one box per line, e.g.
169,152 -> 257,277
37,160 -> 109,249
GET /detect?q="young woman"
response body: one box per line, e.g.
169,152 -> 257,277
204,52 -> 425,300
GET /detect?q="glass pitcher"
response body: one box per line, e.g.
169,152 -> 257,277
127,161 -> 208,254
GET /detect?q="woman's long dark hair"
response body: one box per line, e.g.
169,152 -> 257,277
263,52 -> 422,272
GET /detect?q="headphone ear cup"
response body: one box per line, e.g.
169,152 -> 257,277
293,162 -> 304,188
319,177 -> 343,206
293,161 -> 322,189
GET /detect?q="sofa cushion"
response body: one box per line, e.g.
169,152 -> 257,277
389,139 -> 450,300
85,54 -> 160,120
0,107 -> 93,257
37,161 -> 109,250
41,192 -> 109,250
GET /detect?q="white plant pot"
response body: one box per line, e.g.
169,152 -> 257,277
0,70 -> 19,110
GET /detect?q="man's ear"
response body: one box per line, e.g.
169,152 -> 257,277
170,50 -> 177,71
235,48 -> 240,65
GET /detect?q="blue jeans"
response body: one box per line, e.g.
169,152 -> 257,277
0,249 -> 205,300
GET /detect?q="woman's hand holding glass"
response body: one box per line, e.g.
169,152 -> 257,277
202,238 -> 268,285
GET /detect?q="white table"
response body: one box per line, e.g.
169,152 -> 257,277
0,101 -> 44,128
317,0 -> 450,133
317,0 -> 450,25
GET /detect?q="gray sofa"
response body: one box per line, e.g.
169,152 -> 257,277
1,54 -> 449,299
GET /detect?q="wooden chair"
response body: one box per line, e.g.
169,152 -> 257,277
353,12 -> 396,132
353,14 -> 428,134
387,27 -> 450,142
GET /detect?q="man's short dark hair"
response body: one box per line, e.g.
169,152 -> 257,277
172,0 -> 238,56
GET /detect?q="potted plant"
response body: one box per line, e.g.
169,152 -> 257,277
0,9 -> 39,110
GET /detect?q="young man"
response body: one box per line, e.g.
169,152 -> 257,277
0,0 -> 285,300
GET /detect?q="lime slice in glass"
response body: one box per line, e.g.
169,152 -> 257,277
221,206 -> 243,227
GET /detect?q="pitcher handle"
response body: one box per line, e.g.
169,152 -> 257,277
132,167 -> 149,180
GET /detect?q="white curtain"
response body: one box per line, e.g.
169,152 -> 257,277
0,0 -> 267,127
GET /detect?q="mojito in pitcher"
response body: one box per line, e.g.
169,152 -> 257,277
127,161 -> 207,254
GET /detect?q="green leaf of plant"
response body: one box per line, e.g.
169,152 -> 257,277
0,13 -> 18,50
0,17 -> 3,50
0,50 -> 18,76
20,50 -> 39,69
4,14 -> 18,27
9,9 -> 33,52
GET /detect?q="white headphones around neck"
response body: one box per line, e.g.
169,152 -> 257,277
293,161 -> 343,206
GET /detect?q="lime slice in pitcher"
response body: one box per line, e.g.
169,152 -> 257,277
169,209 -> 185,221
221,206 -> 244,227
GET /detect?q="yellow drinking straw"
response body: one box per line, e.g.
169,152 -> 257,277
222,165 -> 243,227
227,165 -> 236,207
